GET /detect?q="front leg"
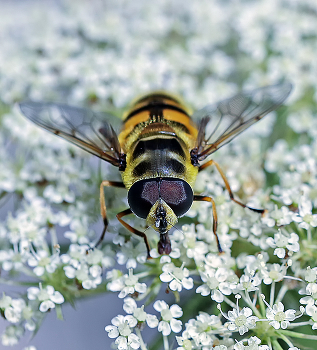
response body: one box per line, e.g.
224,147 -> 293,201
117,209 -> 151,259
95,180 -> 125,248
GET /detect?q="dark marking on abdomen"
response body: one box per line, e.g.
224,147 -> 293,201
132,138 -> 186,160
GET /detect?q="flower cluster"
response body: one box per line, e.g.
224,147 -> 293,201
1,0 -> 317,349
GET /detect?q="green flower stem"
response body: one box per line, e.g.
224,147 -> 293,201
163,335 -> 169,350
279,329 -> 317,340
55,304 -> 64,321
279,333 -> 294,347
307,227 -> 312,241
272,339 -> 284,350
270,281 -> 275,307
222,296 -> 236,309
135,328 -> 148,350
275,284 -> 288,304
258,286 -> 267,317
243,291 -> 262,318
289,321 -> 313,327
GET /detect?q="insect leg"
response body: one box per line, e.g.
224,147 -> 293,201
193,195 -> 222,253
199,160 -> 265,214
116,208 -> 151,259
95,180 -> 126,248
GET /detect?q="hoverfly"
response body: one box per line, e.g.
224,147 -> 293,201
19,83 -> 292,257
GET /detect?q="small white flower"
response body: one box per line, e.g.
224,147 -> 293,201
27,249 -> 60,276
266,302 -> 296,329
116,241 -> 147,268
173,224 -> 208,261
160,262 -> 194,292
180,312 -> 223,347
235,273 -> 262,293
176,336 -> 193,350
262,205 -> 293,227
27,284 -> 64,312
305,304 -> 317,330
226,307 -> 257,335
261,263 -> 287,285
196,266 -> 236,302
123,298 -> 158,328
234,336 -> 270,350
107,269 -> 147,298
153,300 -> 183,336
105,314 -> 140,349
266,231 -> 299,258
1,325 -> 24,346
292,197 -> 317,230
218,296 -> 258,335
0,295 -> 26,325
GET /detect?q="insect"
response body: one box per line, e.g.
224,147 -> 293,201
19,83 -> 292,258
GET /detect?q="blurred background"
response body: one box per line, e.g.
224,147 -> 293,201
0,0 -> 316,349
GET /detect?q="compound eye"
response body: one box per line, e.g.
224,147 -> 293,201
160,179 -> 193,217
128,180 -> 159,219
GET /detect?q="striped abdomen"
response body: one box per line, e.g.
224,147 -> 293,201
119,92 -> 199,189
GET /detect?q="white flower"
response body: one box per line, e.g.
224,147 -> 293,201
234,273 -> 262,293
218,296 -> 258,335
226,307 -> 257,335
160,262 -> 194,292
300,282 -> 317,313
115,333 -> 140,350
64,218 -> 91,244
123,298 -> 158,328
180,312 -> 223,347
299,267 -> 317,313
305,304 -> 317,330
105,315 -> 140,350
173,224 -> 208,261
27,249 -> 60,276
266,302 -> 296,329
1,325 -> 24,346
261,263 -> 287,285
266,231 -> 299,258
107,269 -> 147,298
64,261 -> 102,290
262,205 -> 293,227
27,284 -> 64,312
292,197 -> 317,230
196,266 -> 236,302
234,336 -> 269,350
153,300 -> 183,336
116,241 -> 147,268
0,294 -> 26,325
176,337 -> 193,350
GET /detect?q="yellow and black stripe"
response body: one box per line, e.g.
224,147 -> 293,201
118,92 -> 199,190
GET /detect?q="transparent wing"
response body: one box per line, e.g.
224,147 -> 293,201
19,102 -> 123,167
191,82 -> 292,161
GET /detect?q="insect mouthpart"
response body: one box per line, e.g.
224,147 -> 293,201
146,198 -> 178,233
154,204 -> 172,254
158,232 -> 171,255
155,203 -> 168,231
